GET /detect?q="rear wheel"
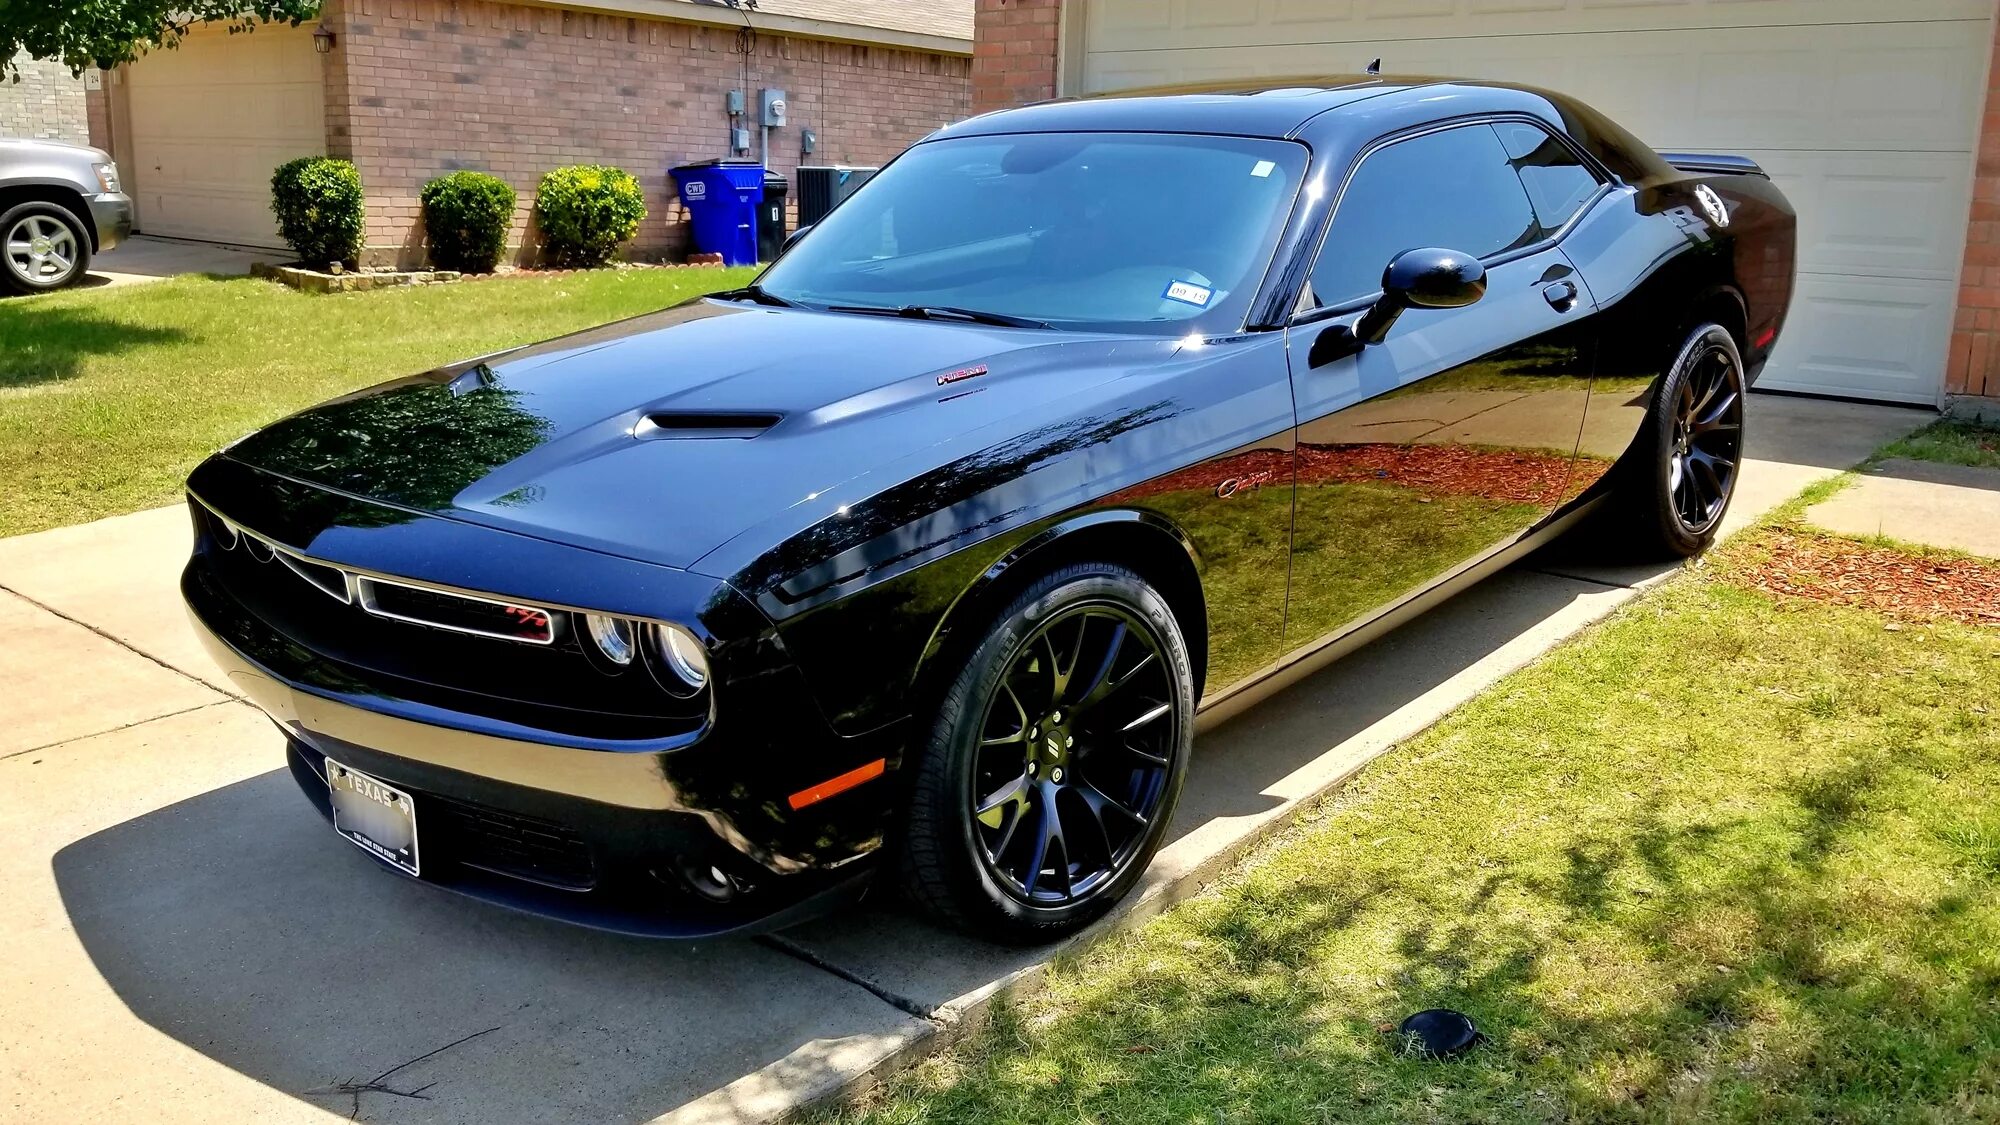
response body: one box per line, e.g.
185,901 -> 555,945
1,202 -> 92,295
1616,323 -> 1745,558
897,563 -> 1193,943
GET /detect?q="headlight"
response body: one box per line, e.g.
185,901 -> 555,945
583,613 -> 637,665
92,162 -> 120,193
652,623 -> 709,694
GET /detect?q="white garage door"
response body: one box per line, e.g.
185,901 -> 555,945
1074,0 -> 1994,405
124,23 -> 325,249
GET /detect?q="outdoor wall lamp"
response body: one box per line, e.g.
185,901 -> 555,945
312,25 -> 336,53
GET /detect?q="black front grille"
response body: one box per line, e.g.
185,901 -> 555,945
427,793 -> 597,890
188,498 -> 705,741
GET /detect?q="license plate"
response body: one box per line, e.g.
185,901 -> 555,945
326,759 -> 420,876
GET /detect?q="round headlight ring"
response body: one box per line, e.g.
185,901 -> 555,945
584,613 -> 637,666
653,623 -> 709,694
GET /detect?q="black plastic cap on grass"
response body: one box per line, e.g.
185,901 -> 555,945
1398,1009 -> 1480,1059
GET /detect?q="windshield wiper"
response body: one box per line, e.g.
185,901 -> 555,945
715,283 -> 800,308
826,303 -> 1052,330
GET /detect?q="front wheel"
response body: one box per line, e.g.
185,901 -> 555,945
1616,323 -> 1746,558
1,203 -> 92,295
896,563 -> 1194,944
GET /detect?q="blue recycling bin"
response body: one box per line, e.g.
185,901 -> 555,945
671,160 -> 766,266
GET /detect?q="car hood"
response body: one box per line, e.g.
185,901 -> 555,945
225,299 -> 1168,571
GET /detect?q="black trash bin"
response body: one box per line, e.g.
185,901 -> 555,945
757,170 -> 790,262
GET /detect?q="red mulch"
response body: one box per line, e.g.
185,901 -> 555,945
1112,443 -> 1575,505
1734,529 -> 2000,627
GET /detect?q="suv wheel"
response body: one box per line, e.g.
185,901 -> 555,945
2,203 -> 92,295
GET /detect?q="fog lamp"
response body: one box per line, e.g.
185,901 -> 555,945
584,613 -> 637,665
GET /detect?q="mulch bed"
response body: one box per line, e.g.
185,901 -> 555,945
1733,528 -> 2000,627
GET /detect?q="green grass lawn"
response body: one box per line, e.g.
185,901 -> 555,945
824,560 -> 2000,1122
0,266 -> 756,537
1877,419 -> 2000,470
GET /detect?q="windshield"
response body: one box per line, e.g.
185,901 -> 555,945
756,132 -> 1310,334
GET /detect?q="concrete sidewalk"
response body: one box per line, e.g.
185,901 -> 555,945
1804,456 -> 2000,558
0,393 -> 1926,1124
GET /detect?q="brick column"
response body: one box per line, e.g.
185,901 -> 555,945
1947,22 -> 2000,414
85,79 -> 112,152
972,0 -> 1061,114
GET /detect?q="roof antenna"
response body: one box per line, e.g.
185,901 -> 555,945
1366,57 -> 1381,76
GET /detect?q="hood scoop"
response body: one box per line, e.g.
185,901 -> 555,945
634,411 -> 782,440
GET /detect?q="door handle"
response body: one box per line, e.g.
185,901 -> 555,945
1543,280 -> 1580,312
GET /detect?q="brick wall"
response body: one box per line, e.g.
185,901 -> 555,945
1947,24 -> 2000,408
322,0 -> 971,267
971,0 -> 1059,114
0,52 -> 89,144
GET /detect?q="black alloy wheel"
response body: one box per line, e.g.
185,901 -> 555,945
898,563 -> 1193,943
1624,323 -> 1746,557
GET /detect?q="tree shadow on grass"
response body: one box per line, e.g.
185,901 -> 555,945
858,731 -> 2000,1123
0,305 -> 189,389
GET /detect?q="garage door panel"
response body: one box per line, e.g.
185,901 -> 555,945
1760,275 -> 1955,404
1088,23 -> 1985,151
1753,151 -> 1974,281
124,24 -> 323,248
1086,0 -> 1992,52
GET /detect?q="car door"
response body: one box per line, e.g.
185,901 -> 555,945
1280,120 -> 1601,653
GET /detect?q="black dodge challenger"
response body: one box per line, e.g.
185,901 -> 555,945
184,76 -> 1795,943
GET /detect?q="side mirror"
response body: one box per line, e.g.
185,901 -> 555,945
1354,247 -> 1485,345
782,223 -> 813,253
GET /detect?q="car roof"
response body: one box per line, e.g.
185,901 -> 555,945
938,75 -> 1574,141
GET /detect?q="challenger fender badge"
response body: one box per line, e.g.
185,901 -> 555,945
937,363 -> 988,386
1694,184 -> 1730,228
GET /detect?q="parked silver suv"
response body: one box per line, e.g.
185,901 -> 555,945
1,136 -> 133,294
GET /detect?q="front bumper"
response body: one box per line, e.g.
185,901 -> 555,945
87,192 -> 132,252
189,601 -> 879,938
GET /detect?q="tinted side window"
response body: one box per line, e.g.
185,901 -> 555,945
1494,122 -> 1603,236
1307,124 -> 1539,309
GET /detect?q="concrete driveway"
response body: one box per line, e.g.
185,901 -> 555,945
0,393 -> 1924,1124
81,234 -> 269,289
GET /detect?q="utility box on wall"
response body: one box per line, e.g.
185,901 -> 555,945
759,88 -> 787,127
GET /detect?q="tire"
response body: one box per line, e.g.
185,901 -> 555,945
1,202 -> 93,295
896,562 -> 1195,944
1613,323 -> 1746,558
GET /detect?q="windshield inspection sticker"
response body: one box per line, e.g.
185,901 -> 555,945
1250,159 -> 1277,178
1162,280 -> 1214,308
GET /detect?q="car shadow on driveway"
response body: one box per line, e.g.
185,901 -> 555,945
49,768 -> 924,1124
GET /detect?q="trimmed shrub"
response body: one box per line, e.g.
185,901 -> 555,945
421,171 -> 516,273
269,156 -> 365,268
534,164 -> 647,268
